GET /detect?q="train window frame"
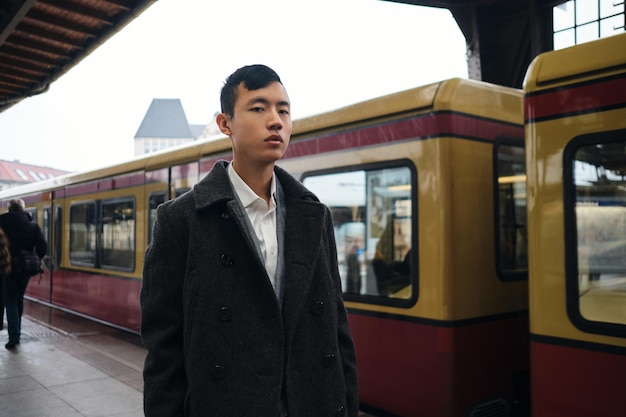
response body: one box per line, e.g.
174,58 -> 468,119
493,137 -> 528,281
100,197 -> 136,272
563,129 -> 626,338
69,200 -> 97,267
300,159 -> 418,308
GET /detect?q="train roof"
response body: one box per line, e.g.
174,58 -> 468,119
524,32 -> 626,91
0,77 -> 523,201
294,77 -> 522,137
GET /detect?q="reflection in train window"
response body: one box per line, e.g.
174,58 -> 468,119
148,192 -> 166,244
570,139 -> 626,327
101,198 -> 135,271
70,202 -> 96,266
42,208 -> 50,248
303,163 -> 415,302
495,142 -> 528,280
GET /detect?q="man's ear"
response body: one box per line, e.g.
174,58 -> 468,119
216,113 -> 232,136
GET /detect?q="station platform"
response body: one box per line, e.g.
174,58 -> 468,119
1,300 -> 145,417
1,300 -> 375,417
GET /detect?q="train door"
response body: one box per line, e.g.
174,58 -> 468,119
524,33 -> 626,417
39,203 -> 53,302
23,197 -> 52,303
33,199 -> 62,304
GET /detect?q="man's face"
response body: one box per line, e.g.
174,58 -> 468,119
219,81 -> 292,168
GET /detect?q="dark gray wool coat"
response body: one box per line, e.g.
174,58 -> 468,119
141,161 -> 358,417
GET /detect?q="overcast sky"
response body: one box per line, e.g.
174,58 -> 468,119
0,0 -> 468,173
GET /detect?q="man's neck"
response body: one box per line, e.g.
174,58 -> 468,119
232,161 -> 275,204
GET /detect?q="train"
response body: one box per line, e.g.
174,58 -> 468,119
1,32 -> 624,417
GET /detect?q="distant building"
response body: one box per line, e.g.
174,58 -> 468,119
134,98 -> 217,156
0,160 -> 69,191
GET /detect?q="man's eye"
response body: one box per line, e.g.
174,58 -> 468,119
250,107 -> 264,112
279,109 -> 290,115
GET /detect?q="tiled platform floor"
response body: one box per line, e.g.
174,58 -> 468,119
0,301 -> 146,417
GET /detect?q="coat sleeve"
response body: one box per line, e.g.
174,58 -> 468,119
325,207 -> 359,416
140,202 -> 188,417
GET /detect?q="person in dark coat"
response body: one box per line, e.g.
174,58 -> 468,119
0,198 -> 47,349
141,64 -> 358,417
0,226 -> 11,330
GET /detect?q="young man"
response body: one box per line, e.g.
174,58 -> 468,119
141,64 -> 358,417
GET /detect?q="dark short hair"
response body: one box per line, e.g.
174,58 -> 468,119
8,198 -> 25,212
220,64 -> 283,118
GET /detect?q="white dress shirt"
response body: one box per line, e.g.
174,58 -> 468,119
228,163 -> 278,290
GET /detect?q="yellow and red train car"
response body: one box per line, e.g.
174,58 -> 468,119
524,32 -> 626,417
278,78 -> 528,416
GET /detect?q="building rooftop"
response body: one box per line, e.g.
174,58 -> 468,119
0,160 -> 69,184
134,98 -> 194,139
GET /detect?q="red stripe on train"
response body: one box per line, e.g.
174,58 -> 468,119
525,75 -> 626,121
285,112 -> 523,160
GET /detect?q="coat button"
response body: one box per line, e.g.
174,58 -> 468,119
311,301 -> 324,316
221,211 -> 231,220
220,253 -> 234,267
322,353 -> 335,368
211,364 -> 226,380
217,306 -> 232,322
335,406 -> 345,417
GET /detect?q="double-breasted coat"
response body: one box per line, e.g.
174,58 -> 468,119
141,161 -> 358,417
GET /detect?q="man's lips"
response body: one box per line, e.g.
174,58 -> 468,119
265,135 -> 283,143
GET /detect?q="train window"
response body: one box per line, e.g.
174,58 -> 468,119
148,192 -> 166,244
101,198 -> 135,271
564,134 -> 626,335
494,141 -> 528,280
70,202 -> 96,266
302,161 -> 416,306
42,208 -> 50,246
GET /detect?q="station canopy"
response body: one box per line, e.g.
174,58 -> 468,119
0,0 -> 156,114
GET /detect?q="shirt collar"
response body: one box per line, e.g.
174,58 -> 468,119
228,162 -> 276,208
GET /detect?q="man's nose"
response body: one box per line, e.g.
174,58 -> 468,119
267,108 -> 283,130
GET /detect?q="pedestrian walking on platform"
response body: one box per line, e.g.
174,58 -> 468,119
0,199 -> 47,349
0,226 -> 11,330
141,64 -> 358,417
